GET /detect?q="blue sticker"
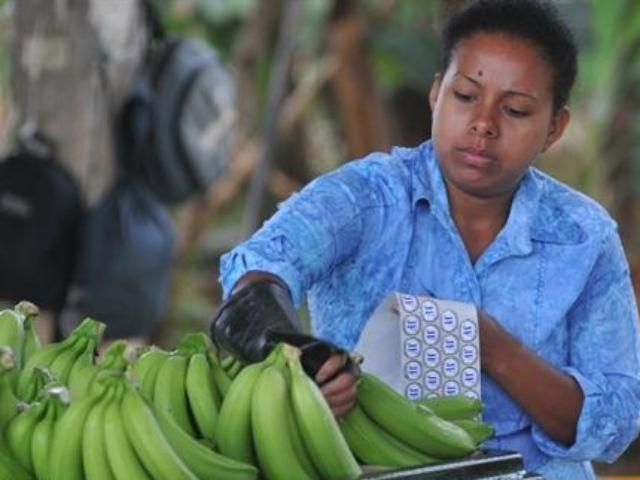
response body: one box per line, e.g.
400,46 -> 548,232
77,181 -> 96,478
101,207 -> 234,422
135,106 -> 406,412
461,320 -> 477,342
423,326 -> 440,345
462,344 -> 478,365
406,383 -> 423,400
444,380 -> 461,396
400,295 -> 419,312
423,347 -> 440,368
443,335 -> 459,355
443,358 -> 460,378
404,338 -> 421,358
421,300 -> 438,322
424,370 -> 442,391
441,310 -> 458,332
403,315 -> 421,336
462,367 -> 479,388
405,361 -> 422,380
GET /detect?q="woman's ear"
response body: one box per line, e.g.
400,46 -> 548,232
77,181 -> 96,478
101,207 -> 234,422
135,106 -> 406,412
429,73 -> 443,111
542,106 -> 571,152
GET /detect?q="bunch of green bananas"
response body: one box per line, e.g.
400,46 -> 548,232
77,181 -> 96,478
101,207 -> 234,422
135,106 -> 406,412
17,317 -> 106,402
43,370 -> 258,480
217,343 -> 362,480
130,332 -> 233,445
340,373 -> 494,469
1,381 -> 69,479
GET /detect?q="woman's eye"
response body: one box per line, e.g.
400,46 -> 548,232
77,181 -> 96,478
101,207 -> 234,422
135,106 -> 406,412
453,90 -> 473,102
505,106 -> 530,118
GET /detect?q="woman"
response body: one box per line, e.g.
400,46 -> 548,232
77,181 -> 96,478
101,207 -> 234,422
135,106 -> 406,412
212,1 -> 640,477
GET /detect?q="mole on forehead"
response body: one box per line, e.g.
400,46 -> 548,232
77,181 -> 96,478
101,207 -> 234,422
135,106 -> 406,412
477,70 -> 483,77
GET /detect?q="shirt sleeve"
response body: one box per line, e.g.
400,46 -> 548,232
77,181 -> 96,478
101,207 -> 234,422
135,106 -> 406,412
532,231 -> 640,462
218,165 -> 370,306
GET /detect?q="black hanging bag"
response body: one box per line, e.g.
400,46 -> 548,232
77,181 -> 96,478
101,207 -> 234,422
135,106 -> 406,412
0,131 -> 82,311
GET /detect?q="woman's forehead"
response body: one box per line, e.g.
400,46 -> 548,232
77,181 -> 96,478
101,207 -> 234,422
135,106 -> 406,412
447,32 -> 554,96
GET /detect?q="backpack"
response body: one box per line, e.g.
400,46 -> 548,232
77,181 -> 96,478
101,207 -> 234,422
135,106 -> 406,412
0,133 -> 83,311
66,177 -> 175,339
119,2 -> 236,205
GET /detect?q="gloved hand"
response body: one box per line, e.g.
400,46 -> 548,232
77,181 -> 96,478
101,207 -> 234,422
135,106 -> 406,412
210,279 -> 355,379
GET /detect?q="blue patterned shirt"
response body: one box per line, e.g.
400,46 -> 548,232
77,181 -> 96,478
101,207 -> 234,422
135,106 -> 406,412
219,140 -> 640,478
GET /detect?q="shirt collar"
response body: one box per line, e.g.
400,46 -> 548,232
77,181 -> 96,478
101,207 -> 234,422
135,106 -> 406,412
409,140 -> 442,208
407,140 -> 584,251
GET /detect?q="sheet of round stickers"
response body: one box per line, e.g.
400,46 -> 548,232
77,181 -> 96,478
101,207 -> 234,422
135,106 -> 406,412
396,293 -> 481,401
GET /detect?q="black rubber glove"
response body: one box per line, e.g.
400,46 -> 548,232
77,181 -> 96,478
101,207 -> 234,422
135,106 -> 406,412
210,279 -> 351,378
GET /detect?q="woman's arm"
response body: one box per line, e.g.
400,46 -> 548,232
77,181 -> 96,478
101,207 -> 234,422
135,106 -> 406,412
479,313 -> 583,445
481,231 -> 640,459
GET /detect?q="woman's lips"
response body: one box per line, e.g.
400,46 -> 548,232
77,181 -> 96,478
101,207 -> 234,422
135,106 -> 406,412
457,148 -> 496,168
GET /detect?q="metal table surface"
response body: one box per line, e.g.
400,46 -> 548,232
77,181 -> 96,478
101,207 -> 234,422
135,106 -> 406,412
359,449 -> 543,479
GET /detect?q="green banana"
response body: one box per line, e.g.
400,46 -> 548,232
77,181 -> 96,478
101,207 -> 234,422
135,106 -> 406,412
215,362 -> 265,464
157,408 -> 259,480
185,352 -> 220,442
98,340 -> 131,371
68,355 -> 97,401
419,394 -> 483,420
226,357 -> 245,379
269,347 -> 319,479
0,308 -> 24,369
252,364 -> 318,480
130,347 -> 170,401
82,385 -> 116,480
341,403 -> 441,468
31,406 -> 56,480
208,350 -> 232,397
49,336 -> 89,386
287,348 -> 361,480
103,385 -> 152,480
49,378 -> 108,480
0,446 -> 32,480
15,301 -> 41,366
0,347 -> 19,429
284,384 -> 321,478
5,400 -> 47,472
452,419 -> 495,445
31,385 -> 69,480
152,353 -> 196,436
358,373 -> 476,459
220,353 -> 235,371
120,382 -> 197,480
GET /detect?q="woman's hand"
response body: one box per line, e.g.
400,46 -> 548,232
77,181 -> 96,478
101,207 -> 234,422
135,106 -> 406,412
315,353 -> 358,419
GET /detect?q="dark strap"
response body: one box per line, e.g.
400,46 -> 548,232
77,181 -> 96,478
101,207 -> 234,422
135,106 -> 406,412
141,0 -> 166,42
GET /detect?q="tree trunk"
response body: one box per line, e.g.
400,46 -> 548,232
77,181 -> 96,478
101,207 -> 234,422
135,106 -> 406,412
328,0 -> 391,159
11,0 -> 146,205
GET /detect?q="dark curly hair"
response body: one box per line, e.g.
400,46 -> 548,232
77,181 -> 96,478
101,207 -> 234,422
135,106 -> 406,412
441,0 -> 578,112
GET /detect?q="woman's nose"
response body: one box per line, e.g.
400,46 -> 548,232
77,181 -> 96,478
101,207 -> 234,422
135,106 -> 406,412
469,108 -> 498,138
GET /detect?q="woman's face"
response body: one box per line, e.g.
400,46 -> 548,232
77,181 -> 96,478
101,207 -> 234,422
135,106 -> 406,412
429,32 -> 570,199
